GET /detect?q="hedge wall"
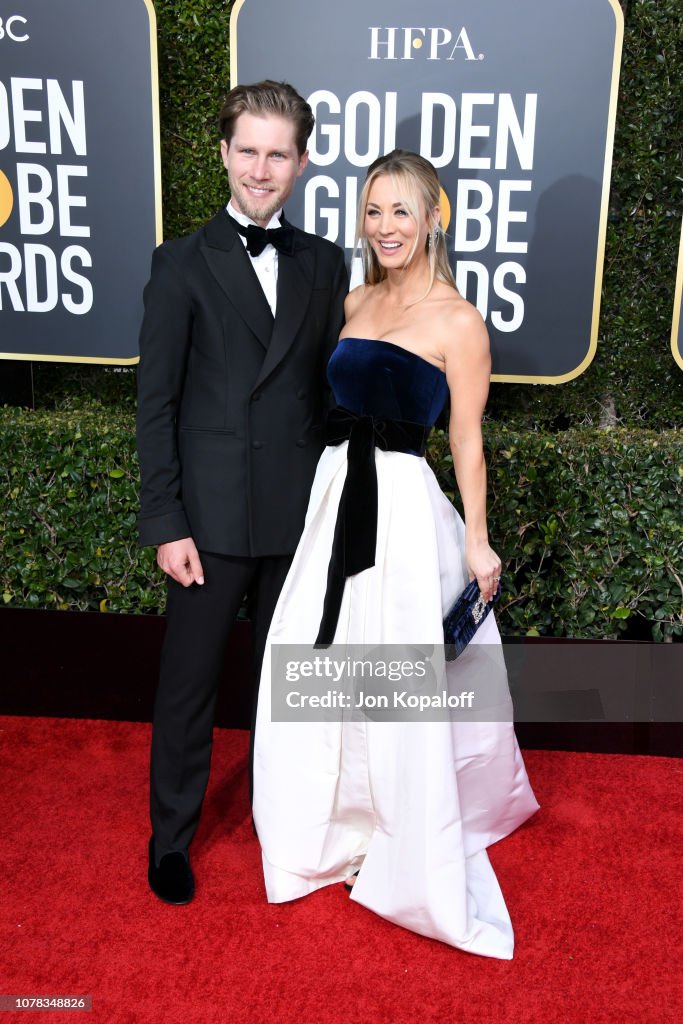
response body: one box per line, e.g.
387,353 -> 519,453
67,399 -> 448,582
1,407 -> 680,640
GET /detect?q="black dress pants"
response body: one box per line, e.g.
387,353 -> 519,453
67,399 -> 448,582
150,550 -> 291,862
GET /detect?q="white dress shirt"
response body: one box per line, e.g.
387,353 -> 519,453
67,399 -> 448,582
227,200 -> 281,316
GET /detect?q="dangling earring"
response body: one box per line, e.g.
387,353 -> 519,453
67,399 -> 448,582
429,226 -> 439,274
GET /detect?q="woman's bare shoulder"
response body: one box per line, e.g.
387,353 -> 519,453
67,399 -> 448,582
432,289 -> 487,347
423,290 -> 489,376
344,283 -> 373,320
437,288 -> 483,326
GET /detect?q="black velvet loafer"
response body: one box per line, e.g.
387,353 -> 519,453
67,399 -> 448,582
148,837 -> 195,905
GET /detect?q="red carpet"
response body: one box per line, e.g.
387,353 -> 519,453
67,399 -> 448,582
1,716 -> 681,1024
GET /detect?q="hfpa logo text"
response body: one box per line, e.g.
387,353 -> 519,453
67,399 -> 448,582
369,27 -> 484,62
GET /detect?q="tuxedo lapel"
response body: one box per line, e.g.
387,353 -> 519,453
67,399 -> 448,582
200,210 -> 274,349
253,231 -> 315,390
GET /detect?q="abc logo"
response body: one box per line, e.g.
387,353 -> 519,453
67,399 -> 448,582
0,16 -> 29,42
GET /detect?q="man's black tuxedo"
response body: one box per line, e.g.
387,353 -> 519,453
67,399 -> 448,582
136,208 -> 347,863
137,208 -> 347,555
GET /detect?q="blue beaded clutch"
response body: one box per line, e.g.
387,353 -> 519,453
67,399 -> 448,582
443,579 -> 501,661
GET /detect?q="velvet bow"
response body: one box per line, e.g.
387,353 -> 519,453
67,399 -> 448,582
315,407 -> 430,646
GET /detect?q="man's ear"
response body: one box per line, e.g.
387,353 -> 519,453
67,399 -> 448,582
220,139 -> 229,169
297,150 -> 309,176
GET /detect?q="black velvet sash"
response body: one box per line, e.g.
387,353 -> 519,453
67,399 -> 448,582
315,406 -> 430,646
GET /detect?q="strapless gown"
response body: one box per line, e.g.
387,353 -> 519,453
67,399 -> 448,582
253,338 -> 539,959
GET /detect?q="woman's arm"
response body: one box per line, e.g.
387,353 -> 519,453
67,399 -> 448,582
443,303 -> 502,602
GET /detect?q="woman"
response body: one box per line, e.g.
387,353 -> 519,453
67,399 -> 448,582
253,150 -> 538,958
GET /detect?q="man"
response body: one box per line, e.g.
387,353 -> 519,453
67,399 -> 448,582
136,81 -> 348,905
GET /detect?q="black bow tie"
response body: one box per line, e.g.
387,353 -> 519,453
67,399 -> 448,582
232,218 -> 295,258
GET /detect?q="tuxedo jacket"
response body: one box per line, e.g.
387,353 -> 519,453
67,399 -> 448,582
136,208 -> 348,556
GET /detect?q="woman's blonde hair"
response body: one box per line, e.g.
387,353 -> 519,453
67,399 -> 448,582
356,150 -> 457,298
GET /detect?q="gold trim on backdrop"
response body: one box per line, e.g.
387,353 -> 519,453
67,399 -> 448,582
586,0 -> 626,377
0,352 -> 139,365
0,0 -> 163,367
230,0 -> 248,87
670,218 -> 683,371
230,0 -> 626,386
493,0 -> 624,383
145,0 -> 163,249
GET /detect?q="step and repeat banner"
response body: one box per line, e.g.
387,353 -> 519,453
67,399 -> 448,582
0,1 -> 160,364
671,218 -> 683,372
0,1 -> 636,376
232,0 -> 623,382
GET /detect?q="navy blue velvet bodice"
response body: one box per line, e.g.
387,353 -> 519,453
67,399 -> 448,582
327,338 -> 448,426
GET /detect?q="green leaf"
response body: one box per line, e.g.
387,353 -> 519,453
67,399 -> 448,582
612,607 -> 632,620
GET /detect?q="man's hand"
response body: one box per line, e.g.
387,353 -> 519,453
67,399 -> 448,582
157,538 -> 205,587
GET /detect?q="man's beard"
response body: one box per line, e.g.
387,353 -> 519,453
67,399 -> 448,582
231,178 -> 281,224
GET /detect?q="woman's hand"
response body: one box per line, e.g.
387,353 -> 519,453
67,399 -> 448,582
466,538 -> 502,603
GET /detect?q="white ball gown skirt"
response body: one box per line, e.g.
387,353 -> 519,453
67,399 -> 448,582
253,442 -> 539,959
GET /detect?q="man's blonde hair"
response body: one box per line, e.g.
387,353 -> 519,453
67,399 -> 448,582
219,81 -> 314,156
